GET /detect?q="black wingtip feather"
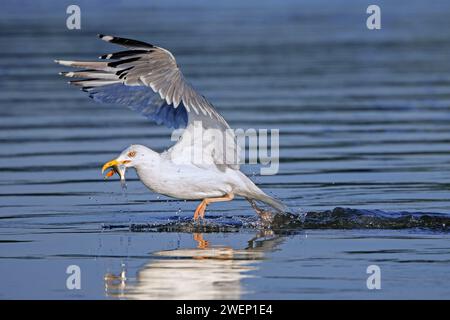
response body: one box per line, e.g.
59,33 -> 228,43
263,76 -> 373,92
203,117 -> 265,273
108,56 -> 141,68
100,50 -> 150,60
116,66 -> 134,76
98,34 -> 155,49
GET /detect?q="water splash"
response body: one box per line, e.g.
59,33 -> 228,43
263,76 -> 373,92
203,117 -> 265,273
102,207 -> 450,233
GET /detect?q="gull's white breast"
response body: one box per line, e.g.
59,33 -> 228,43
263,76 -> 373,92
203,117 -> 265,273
135,159 -> 238,200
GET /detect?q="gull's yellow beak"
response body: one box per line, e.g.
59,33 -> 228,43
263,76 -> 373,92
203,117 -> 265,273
101,159 -> 130,180
102,159 -> 119,174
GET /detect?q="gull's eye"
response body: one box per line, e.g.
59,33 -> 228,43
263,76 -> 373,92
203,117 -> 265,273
127,151 -> 137,158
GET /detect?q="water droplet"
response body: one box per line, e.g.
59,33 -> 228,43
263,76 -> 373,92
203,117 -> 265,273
120,180 -> 127,192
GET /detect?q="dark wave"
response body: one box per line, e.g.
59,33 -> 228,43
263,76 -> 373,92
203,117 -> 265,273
297,207 -> 450,231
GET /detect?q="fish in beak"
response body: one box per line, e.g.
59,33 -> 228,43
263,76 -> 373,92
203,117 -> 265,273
101,159 -> 130,182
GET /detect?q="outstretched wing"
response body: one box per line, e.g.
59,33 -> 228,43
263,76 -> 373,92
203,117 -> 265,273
56,35 -> 239,169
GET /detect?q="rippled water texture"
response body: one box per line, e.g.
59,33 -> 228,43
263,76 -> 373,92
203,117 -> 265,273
0,0 -> 449,299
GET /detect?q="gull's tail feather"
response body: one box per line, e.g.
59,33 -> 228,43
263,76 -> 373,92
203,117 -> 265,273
251,192 -> 288,213
236,171 -> 288,213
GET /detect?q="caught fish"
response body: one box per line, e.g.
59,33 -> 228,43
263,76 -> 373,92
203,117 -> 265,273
102,160 -> 127,182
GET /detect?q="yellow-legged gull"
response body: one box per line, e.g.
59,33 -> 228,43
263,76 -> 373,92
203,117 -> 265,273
56,35 -> 286,220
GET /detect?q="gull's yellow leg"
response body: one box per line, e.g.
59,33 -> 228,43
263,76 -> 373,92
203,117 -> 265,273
193,193 -> 234,220
193,200 -> 207,220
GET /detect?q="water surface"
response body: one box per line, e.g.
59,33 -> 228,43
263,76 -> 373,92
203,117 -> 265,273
0,0 -> 450,299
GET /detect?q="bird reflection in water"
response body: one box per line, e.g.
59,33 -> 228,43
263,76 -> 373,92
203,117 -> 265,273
104,231 -> 286,299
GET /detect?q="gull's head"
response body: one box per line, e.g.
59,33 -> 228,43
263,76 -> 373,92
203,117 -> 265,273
101,145 -> 153,181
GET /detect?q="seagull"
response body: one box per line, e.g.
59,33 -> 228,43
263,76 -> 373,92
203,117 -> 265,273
56,35 -> 286,220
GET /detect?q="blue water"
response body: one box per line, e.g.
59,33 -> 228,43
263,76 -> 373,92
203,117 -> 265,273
0,0 -> 450,299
